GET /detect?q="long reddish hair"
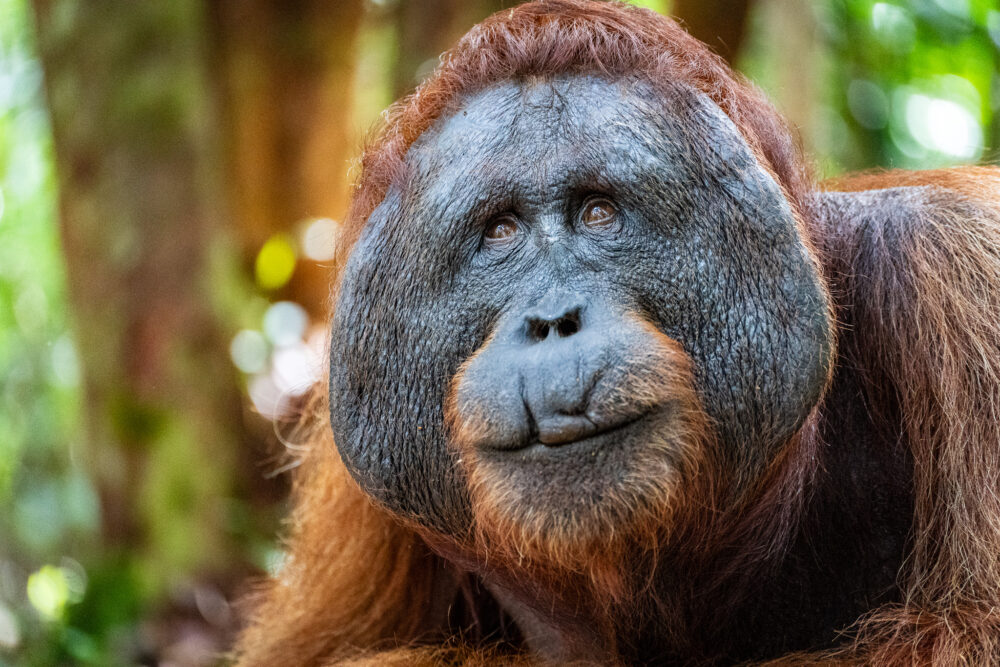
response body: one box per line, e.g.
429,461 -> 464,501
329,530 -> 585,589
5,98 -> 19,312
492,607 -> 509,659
235,2 -> 1000,664
238,4 -> 818,664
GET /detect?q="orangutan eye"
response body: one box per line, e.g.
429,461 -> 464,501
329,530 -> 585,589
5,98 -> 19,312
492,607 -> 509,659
484,216 -> 520,244
581,198 -> 617,228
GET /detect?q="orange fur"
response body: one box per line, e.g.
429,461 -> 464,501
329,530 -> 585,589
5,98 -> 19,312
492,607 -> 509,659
446,323 -> 719,636
448,321 -> 714,574
234,0 -> 1000,662
233,396 -> 460,666
334,644 -> 539,667
792,168 -> 1000,664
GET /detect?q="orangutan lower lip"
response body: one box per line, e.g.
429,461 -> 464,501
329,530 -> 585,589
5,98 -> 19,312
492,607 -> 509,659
536,413 -> 600,445
492,412 -> 645,452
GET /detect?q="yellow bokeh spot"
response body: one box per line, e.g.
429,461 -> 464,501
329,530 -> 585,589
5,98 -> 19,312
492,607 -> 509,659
255,235 -> 297,290
26,565 -> 69,621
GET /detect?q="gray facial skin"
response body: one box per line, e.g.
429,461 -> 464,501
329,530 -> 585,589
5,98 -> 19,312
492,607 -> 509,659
328,74 -> 832,536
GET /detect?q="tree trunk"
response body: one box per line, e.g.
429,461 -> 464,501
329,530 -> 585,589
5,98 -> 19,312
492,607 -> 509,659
393,0 -> 506,98
31,0 -> 251,590
672,0 -> 752,64
208,0 -> 365,317
737,0 -> 824,166
757,0 -> 820,152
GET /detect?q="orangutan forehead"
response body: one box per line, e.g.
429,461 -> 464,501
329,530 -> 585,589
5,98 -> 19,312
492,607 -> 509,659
407,78 -> 635,168
427,75 -> 658,142
399,75 -> 760,199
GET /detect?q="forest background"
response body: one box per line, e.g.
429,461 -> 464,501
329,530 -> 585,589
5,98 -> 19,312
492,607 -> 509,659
1,0 -> 998,664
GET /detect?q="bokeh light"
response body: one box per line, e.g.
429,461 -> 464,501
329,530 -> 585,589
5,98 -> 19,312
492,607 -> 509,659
0,601 -> 19,649
262,301 -> 309,348
988,11 -> 1000,48
241,302 -> 323,419
254,235 -> 297,290
870,3 -> 916,53
300,217 -> 340,262
272,343 -> 320,397
248,374 -> 288,421
848,79 -> 890,129
229,329 -> 269,374
905,93 -> 983,160
26,566 -> 68,621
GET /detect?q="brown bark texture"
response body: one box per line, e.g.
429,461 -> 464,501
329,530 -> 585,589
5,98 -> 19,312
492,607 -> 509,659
31,0 -> 253,587
208,0 -> 365,317
393,0 -> 508,98
672,0 -> 752,64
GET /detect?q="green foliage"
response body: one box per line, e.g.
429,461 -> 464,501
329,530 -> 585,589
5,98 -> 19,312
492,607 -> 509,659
0,0 -> 997,664
624,0 -> 671,13
0,0 -> 118,660
824,0 -> 1000,170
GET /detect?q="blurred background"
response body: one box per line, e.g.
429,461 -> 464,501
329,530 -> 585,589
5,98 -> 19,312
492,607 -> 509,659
0,0 -> 997,664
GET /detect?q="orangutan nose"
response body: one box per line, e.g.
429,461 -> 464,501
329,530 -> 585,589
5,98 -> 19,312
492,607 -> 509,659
512,293 -> 604,447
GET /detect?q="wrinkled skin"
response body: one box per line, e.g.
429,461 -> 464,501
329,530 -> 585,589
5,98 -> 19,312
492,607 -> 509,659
329,75 -> 832,536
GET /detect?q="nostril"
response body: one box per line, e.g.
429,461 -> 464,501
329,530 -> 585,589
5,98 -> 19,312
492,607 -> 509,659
527,318 -> 551,342
556,313 -> 580,338
523,302 -> 585,343
525,307 -> 583,343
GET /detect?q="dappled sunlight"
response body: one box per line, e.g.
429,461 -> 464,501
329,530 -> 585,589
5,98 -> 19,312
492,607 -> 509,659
299,217 -> 340,262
